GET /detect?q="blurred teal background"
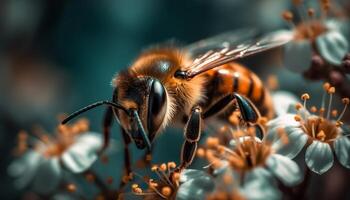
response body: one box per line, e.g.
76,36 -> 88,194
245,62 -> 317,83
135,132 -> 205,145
2,0 -> 349,199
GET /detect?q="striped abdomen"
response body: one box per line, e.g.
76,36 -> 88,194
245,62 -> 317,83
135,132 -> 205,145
201,62 -> 274,121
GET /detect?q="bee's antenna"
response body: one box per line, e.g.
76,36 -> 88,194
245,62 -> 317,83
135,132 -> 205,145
61,101 -> 129,124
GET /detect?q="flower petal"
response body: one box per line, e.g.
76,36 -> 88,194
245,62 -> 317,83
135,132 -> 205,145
334,136 -> 350,169
61,133 -> 103,173
269,126 -> 308,159
283,39 -> 312,73
266,154 -> 302,186
179,169 -> 214,190
229,136 -> 262,148
305,141 -> 334,174
267,115 -> 308,159
177,169 -> 215,200
240,167 -> 281,200
316,30 -> 349,65
8,151 -> 43,189
271,91 -> 299,116
32,157 -> 62,194
267,114 -> 301,128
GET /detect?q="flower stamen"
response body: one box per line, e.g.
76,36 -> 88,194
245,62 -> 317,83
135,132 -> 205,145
66,183 -> 77,193
316,130 -> 326,141
320,82 -> 330,117
309,118 -> 316,138
331,109 -> 338,117
301,93 -> 310,109
132,173 -> 168,199
337,98 -> 349,121
307,8 -> 315,18
310,106 -> 317,113
161,186 -> 172,198
282,11 -> 296,29
326,87 -> 336,119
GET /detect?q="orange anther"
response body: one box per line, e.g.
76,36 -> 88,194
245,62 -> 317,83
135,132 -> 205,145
161,186 -> 172,197
342,98 -> 350,105
301,93 -> 310,100
282,11 -> 294,21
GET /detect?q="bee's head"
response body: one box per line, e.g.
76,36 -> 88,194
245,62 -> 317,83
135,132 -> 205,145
61,71 -> 168,151
114,73 -> 168,150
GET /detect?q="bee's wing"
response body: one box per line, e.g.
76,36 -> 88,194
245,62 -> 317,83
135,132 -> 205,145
181,30 -> 292,79
185,28 -> 258,58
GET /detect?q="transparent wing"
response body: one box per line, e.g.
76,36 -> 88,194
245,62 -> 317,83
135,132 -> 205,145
185,28 -> 258,58
181,30 -> 292,79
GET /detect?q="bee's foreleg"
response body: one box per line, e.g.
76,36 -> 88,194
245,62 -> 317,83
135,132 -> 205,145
118,128 -> 132,190
178,106 -> 202,171
100,107 -> 114,153
203,93 -> 259,124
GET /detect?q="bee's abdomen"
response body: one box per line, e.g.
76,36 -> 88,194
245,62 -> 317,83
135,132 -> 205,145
202,63 -> 273,119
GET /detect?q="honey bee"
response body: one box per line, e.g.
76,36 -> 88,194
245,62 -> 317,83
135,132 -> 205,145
62,29 -> 290,175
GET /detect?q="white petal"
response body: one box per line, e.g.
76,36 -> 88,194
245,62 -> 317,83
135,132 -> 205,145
74,132 -> 103,152
266,154 -> 302,186
8,151 -> 41,177
229,136 -> 262,148
8,151 -> 43,189
179,169 -> 211,183
240,167 -> 281,200
267,114 -> 301,128
334,136 -> 350,169
325,19 -> 347,33
305,141 -> 334,174
242,183 -> 280,200
244,167 -> 273,183
61,133 -> 102,173
316,30 -> 349,65
32,157 -> 62,194
283,39 -> 312,73
326,18 -> 350,39
177,170 -> 215,200
271,91 -> 299,116
268,126 -> 308,159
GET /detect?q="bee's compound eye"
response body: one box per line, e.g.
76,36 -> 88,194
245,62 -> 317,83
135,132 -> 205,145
147,79 -> 167,141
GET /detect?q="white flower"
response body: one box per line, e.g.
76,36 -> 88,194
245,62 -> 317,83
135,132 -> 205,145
203,127 -> 302,200
177,169 -> 215,200
129,163 -> 215,200
280,0 -> 349,72
8,119 -> 109,195
208,160 -> 282,200
268,84 -> 350,174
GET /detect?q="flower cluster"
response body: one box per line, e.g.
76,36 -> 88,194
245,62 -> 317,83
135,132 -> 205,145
280,0 -> 350,96
124,162 -> 214,200
8,119 -> 107,195
197,124 -> 302,200
268,83 -> 350,174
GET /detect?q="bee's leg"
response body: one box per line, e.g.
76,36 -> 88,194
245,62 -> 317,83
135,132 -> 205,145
101,107 -> 132,190
178,106 -> 202,171
118,128 -> 132,190
202,93 -> 259,124
100,107 -> 114,153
